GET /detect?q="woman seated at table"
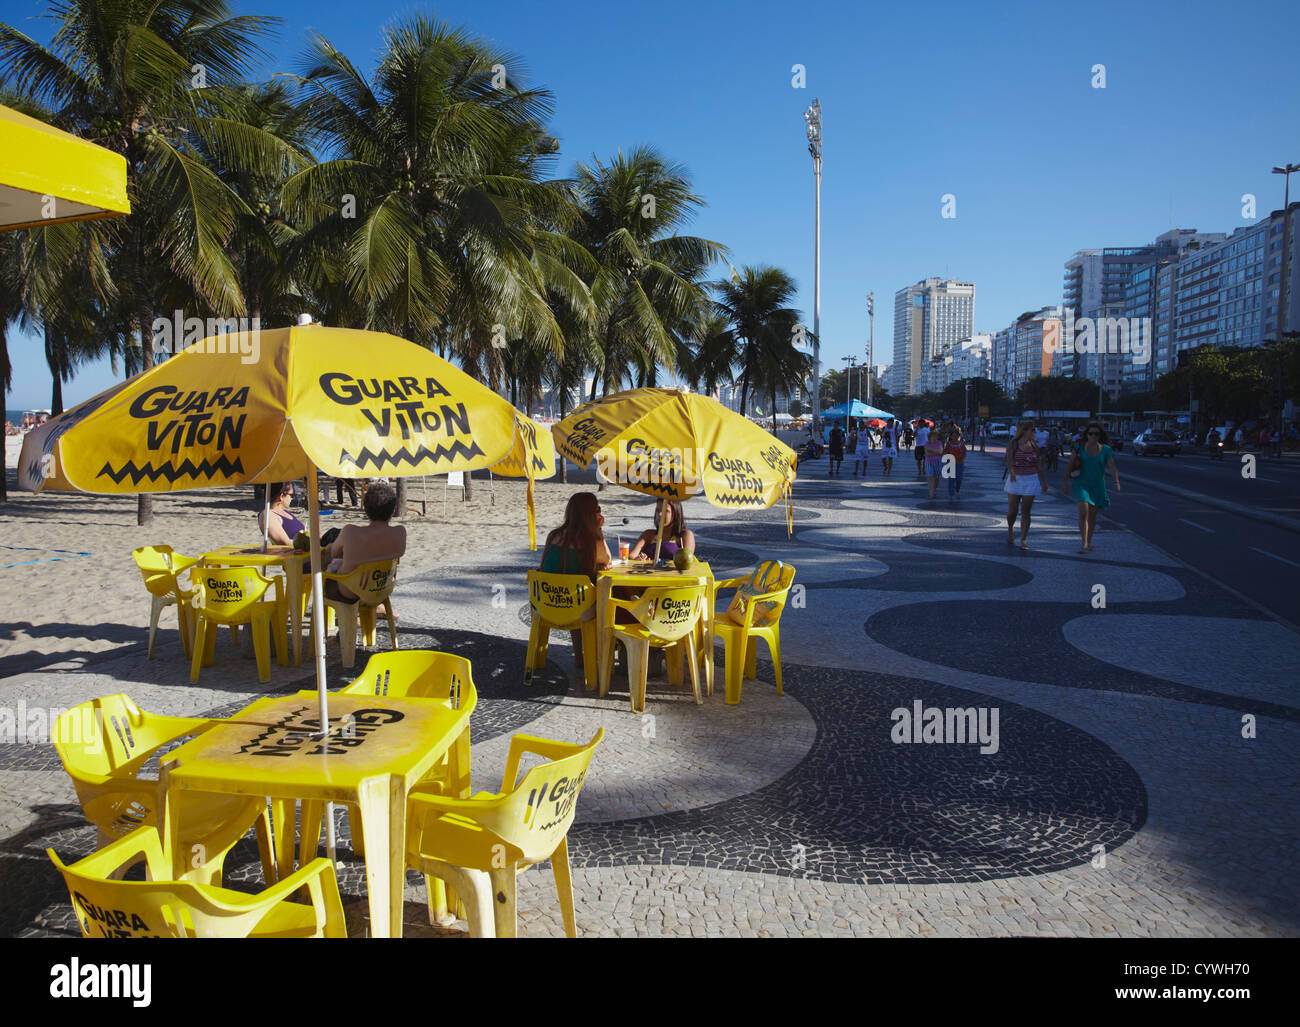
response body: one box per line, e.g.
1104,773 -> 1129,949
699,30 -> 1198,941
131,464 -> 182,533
628,500 -> 696,562
322,483 -> 407,602
258,481 -> 305,545
539,492 -> 612,584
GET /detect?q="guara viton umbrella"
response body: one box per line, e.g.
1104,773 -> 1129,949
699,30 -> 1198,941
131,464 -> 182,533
552,388 -> 797,560
18,324 -> 523,854
0,104 -> 130,230
491,410 -> 557,549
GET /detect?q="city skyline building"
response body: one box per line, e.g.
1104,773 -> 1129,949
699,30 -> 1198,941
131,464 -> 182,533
891,277 -> 975,396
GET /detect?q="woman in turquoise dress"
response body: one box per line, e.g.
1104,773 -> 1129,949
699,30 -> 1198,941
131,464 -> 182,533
1062,422 -> 1121,553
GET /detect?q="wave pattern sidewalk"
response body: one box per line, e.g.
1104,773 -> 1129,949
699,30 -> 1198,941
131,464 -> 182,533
2,449 -> 1297,937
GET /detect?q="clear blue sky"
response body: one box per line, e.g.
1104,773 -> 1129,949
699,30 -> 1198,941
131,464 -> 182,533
4,0 -> 1298,408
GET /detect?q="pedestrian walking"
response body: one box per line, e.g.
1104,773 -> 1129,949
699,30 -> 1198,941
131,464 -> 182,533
914,421 -> 930,479
1004,421 -> 1047,549
828,424 -> 845,475
1062,420 -> 1120,554
924,426 -> 944,499
851,426 -> 870,476
978,423 -> 986,452
880,418 -> 899,477
944,426 -> 967,498
1045,427 -> 1060,472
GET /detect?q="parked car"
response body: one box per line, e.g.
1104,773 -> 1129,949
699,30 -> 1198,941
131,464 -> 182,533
986,422 -> 1011,439
1132,429 -> 1179,457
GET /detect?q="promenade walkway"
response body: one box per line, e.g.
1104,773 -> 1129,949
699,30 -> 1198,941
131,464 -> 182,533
3,448 -> 1296,937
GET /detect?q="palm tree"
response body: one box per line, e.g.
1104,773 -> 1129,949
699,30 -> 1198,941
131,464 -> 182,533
709,266 -> 810,417
284,14 -> 591,509
0,0 -> 283,523
193,78 -> 317,325
571,147 -> 725,396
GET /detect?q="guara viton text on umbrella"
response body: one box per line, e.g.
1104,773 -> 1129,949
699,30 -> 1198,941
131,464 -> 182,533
318,373 -> 475,441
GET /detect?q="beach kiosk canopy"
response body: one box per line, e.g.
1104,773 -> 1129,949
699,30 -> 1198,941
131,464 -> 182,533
0,104 -> 130,230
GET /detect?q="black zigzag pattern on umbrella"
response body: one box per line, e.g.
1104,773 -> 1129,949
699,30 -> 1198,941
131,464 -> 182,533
709,491 -> 768,507
342,440 -> 486,470
627,479 -> 685,497
97,454 -> 245,485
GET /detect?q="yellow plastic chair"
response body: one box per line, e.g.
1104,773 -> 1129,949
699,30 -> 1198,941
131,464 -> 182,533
297,651 -> 478,864
132,545 -> 200,659
52,694 -> 276,885
189,567 -> 287,684
316,560 -> 399,669
603,583 -> 706,714
49,826 -> 345,938
524,571 -> 597,690
713,561 -> 797,705
405,729 -> 603,937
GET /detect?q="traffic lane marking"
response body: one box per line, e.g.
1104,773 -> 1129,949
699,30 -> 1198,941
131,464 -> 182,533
1178,518 -> 1214,533
1249,547 -> 1300,570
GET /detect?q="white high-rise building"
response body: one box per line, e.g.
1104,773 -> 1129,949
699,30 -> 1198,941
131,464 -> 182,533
934,333 -> 992,391
892,278 -> 975,395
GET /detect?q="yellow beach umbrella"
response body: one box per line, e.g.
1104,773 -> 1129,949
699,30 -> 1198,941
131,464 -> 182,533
0,104 -> 130,230
552,388 -> 797,560
491,410 -> 557,549
19,322 -> 528,858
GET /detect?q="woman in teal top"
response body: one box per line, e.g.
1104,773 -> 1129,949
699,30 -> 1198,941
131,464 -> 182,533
1062,421 -> 1121,553
539,492 -> 611,582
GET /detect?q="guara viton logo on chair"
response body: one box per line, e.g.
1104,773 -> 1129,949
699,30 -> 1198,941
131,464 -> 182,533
205,576 -> 246,602
526,769 -> 588,832
649,596 -> 695,626
534,579 -> 585,608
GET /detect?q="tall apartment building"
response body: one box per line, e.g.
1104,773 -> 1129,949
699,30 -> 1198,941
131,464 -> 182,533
1169,205 -> 1299,357
1063,231 -> 1234,398
891,278 -> 975,395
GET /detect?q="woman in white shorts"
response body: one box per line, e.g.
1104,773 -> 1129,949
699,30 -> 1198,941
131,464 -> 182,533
1004,422 -> 1047,548
879,419 -> 899,476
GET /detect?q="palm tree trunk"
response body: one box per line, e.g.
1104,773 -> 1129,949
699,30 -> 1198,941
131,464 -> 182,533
557,381 -> 568,483
45,324 -> 65,417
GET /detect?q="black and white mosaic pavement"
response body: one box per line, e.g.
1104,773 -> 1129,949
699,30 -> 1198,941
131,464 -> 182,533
3,450 -> 1297,936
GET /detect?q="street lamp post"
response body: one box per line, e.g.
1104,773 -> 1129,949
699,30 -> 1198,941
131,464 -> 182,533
804,99 -> 822,438
842,356 -> 857,430
1273,162 -> 1299,343
866,292 -> 874,405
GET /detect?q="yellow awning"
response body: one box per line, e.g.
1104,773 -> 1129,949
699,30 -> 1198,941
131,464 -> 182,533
0,104 -> 130,231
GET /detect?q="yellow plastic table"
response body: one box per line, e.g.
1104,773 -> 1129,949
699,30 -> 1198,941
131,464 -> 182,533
203,544 -> 306,666
596,561 -> 715,698
159,691 -> 472,938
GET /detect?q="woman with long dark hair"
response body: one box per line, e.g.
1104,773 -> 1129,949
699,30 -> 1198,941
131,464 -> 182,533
1004,421 -> 1047,549
540,492 -> 612,581
1062,421 -> 1121,553
629,500 -> 696,561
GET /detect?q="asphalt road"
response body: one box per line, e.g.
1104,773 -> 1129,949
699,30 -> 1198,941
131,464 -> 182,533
991,443 -> 1300,629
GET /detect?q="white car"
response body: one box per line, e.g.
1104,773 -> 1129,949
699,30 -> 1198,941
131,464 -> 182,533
986,423 -> 1011,439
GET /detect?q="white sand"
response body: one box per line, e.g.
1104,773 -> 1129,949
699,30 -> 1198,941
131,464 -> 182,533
0,468 -> 647,672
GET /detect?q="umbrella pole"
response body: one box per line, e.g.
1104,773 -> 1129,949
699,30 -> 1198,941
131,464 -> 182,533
261,494 -> 270,553
652,498 -> 667,564
306,465 -> 336,862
